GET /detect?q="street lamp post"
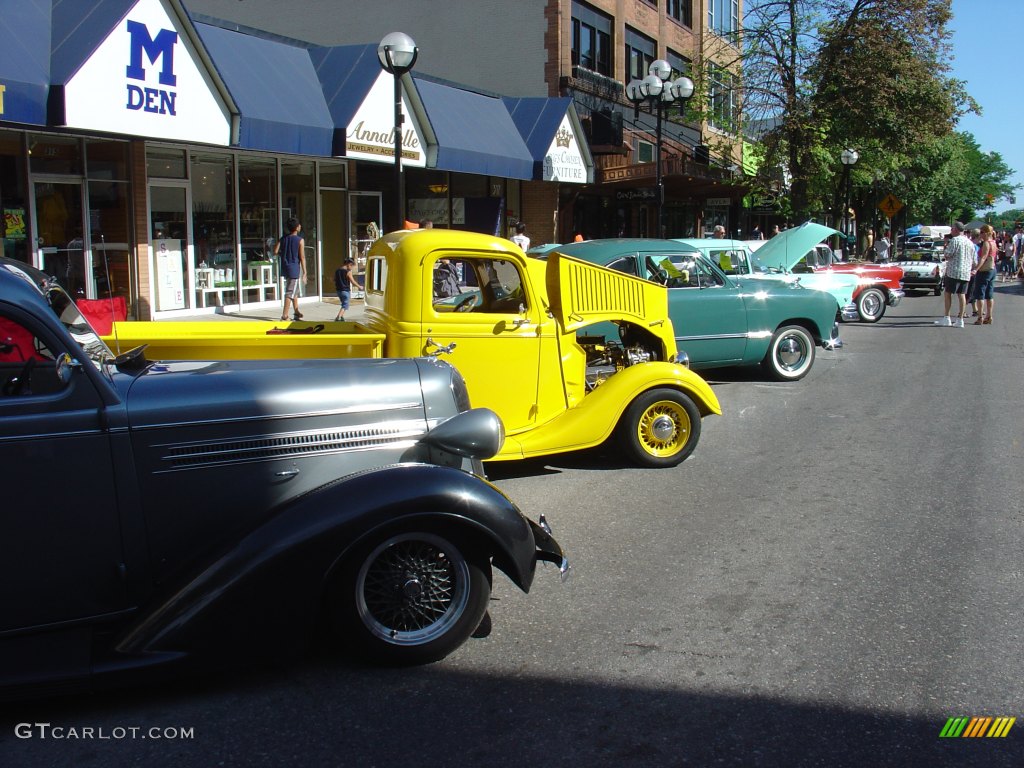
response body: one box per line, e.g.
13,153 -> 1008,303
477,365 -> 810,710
626,61 -> 694,238
377,32 -> 418,231
840,148 -> 859,258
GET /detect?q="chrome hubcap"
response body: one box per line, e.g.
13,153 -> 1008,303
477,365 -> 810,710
778,337 -> 804,368
651,415 -> 675,441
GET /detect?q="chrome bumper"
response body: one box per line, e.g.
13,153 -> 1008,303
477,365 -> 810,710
840,302 -> 859,322
824,322 -> 843,350
888,289 -> 904,306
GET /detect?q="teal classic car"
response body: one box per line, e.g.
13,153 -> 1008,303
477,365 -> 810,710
676,223 -> 859,322
545,238 -> 842,381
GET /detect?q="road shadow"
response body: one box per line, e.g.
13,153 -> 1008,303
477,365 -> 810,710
1,656 -> 1016,767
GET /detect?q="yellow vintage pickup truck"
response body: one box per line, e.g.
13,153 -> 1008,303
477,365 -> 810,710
104,229 -> 721,467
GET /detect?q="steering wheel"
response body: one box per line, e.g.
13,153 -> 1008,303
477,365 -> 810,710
454,294 -> 479,313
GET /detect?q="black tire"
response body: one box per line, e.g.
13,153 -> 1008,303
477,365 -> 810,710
617,388 -> 702,468
762,325 -> 815,381
933,282 -> 942,296
856,287 -> 886,323
330,529 -> 491,665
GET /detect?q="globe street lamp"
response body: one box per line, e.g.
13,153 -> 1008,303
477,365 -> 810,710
626,60 -> 694,238
840,148 -> 859,258
377,32 -> 418,230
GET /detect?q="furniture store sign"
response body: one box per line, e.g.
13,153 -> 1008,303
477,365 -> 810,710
344,73 -> 426,167
62,0 -> 230,144
542,115 -> 587,183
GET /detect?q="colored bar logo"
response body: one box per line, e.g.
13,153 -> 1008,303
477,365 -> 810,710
940,716 -> 1015,738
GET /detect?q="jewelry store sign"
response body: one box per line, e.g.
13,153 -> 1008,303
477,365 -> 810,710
62,0 -> 231,145
543,115 -> 587,183
345,73 -> 426,167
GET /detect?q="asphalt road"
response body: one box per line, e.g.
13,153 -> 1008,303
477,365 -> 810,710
3,283 -> 1022,768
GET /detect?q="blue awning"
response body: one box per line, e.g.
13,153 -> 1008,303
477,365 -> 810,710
0,1 -> 52,125
195,22 -> 334,155
505,96 -> 594,182
413,77 -> 534,180
308,43 -> 387,157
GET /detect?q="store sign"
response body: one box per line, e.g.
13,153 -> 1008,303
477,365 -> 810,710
706,197 -> 731,207
542,115 -> 587,183
63,0 -> 230,144
344,73 -> 426,167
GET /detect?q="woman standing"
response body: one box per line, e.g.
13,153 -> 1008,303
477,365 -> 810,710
1002,231 -> 1016,281
972,224 -> 998,324
274,217 -> 306,321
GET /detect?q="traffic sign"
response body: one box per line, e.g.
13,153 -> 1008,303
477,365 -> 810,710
878,194 -> 904,218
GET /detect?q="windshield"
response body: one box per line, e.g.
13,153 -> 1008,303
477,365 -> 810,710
46,288 -> 113,371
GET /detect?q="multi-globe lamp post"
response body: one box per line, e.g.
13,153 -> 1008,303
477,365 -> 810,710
840,147 -> 859,258
377,32 -> 418,230
625,60 -> 694,238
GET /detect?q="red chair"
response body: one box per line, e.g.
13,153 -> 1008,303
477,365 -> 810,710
77,297 -> 127,335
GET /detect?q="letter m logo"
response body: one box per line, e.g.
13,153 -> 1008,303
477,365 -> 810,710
125,20 -> 178,86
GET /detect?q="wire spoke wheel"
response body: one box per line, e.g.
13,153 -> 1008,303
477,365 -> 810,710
356,533 -> 471,647
637,399 -> 691,458
618,388 -> 701,467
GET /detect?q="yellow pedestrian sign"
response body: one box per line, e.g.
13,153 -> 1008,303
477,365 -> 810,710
878,194 -> 904,219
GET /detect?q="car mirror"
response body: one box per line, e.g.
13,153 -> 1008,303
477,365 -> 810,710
55,352 -> 76,387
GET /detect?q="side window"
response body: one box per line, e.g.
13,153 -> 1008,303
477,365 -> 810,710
709,248 -> 748,275
366,256 -> 387,294
606,256 -> 640,277
694,256 -> 725,287
431,258 -> 526,314
0,313 -> 60,398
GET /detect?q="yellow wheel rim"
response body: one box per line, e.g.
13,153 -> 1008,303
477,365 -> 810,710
637,400 -> 691,457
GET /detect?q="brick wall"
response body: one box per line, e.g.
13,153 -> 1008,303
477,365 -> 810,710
521,181 -> 561,244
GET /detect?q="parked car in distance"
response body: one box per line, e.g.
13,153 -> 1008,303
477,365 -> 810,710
892,240 -> 945,295
678,224 -> 859,322
787,243 -> 905,323
543,238 -> 843,381
0,257 -> 566,699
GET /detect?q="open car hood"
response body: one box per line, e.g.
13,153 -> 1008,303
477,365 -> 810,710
545,250 -> 671,336
752,222 -> 842,273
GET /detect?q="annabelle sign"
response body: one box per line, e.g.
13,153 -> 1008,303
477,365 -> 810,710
344,73 -> 426,167
63,0 -> 231,144
542,114 -> 587,183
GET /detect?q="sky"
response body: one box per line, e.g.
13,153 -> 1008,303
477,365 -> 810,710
949,0 -> 1022,212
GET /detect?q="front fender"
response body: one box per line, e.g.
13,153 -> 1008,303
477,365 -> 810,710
115,464 -> 545,659
499,361 -> 721,460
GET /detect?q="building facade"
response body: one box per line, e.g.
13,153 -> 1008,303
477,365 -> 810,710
185,0 -> 748,243
1,0 -> 592,320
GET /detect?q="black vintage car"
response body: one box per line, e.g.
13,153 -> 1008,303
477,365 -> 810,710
0,259 -> 566,699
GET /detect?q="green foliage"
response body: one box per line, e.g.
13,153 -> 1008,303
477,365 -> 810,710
741,0 -> 1009,222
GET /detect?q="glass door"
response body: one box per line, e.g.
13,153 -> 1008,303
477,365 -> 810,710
149,184 -> 191,312
348,191 -> 382,274
34,181 -> 88,298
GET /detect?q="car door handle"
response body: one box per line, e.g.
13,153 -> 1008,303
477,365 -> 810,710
274,469 -> 300,478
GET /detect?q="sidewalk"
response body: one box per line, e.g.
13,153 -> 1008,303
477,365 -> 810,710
172,296 -> 365,323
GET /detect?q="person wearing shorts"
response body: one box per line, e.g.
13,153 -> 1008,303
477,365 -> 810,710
274,217 -> 306,321
971,224 -> 998,324
334,258 -> 359,320
934,221 -> 975,328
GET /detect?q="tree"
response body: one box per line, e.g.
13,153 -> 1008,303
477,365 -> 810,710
742,0 -> 977,220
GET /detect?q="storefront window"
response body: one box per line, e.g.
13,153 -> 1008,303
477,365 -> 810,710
0,130 -> 30,263
86,139 -> 128,180
281,159 -> 316,296
147,147 -> 187,179
191,152 -> 236,304
319,162 -> 346,189
28,134 -> 82,175
238,156 -> 279,304
88,180 -> 132,303
406,169 -> 450,226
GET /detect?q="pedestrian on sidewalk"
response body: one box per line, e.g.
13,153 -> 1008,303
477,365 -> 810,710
334,258 -> 360,321
274,217 -> 306,321
934,221 -> 975,328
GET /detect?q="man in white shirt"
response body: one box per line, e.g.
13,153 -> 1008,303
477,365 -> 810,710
873,229 -> 891,262
1013,224 -> 1024,277
934,222 -> 975,327
510,222 -> 530,251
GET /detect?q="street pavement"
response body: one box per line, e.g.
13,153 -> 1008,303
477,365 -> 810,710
172,295 -> 366,324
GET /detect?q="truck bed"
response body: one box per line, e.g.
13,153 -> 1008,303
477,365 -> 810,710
101,320 -> 385,360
